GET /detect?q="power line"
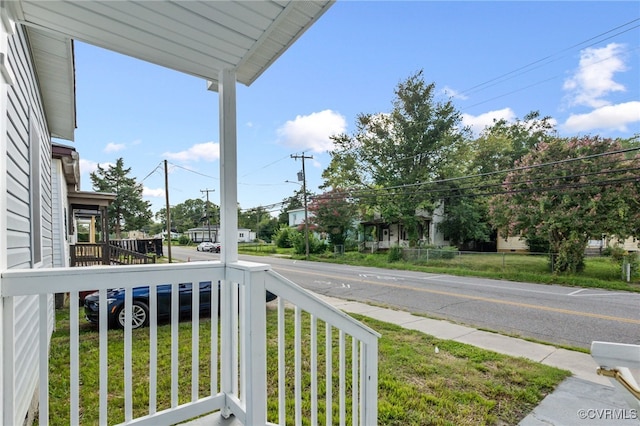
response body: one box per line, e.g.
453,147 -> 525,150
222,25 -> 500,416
140,162 -> 163,182
458,18 -> 640,99
166,161 -> 218,180
313,146 -> 640,202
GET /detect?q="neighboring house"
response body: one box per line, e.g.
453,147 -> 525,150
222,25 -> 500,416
237,228 -> 256,243
497,235 -> 529,253
361,203 -> 449,251
186,226 -> 255,243
186,225 -> 220,243
498,234 -> 640,254
287,207 -> 312,227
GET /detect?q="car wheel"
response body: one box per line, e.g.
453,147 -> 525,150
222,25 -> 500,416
117,301 -> 149,329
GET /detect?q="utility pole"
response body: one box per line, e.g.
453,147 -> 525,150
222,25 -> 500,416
291,153 -> 313,260
201,188 -> 215,242
164,160 -> 172,263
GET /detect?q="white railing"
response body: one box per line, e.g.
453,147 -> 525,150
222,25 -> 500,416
591,341 -> 640,411
1,260 -> 379,425
263,270 -> 380,426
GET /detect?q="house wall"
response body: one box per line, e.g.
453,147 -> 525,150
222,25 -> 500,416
497,235 -> 529,253
288,208 -> 306,227
51,159 -> 70,267
2,22 -> 55,425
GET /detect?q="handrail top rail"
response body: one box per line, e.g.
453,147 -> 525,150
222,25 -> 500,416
1,261 -> 225,297
265,269 -> 381,342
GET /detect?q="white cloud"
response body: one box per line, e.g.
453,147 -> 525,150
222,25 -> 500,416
562,101 -> 640,133
441,86 -> 468,100
461,108 -> 517,137
79,158 -> 99,176
163,142 -> 220,162
104,142 -> 126,153
143,187 -> 165,198
563,43 -> 627,109
277,110 -> 347,153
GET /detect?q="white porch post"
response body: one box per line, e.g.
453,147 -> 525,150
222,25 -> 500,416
0,6 -> 15,424
218,67 -> 238,264
218,67 -> 239,419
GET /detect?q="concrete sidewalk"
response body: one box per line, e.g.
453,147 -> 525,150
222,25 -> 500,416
315,294 -> 638,426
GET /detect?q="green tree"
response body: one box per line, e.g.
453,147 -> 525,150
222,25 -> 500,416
155,198 -> 219,234
323,70 -> 471,246
239,207 -> 278,242
489,135 -> 640,273
440,112 -> 557,247
308,189 -> 358,248
90,158 -> 152,238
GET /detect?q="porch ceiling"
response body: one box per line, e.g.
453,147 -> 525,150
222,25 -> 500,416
10,0 -> 333,86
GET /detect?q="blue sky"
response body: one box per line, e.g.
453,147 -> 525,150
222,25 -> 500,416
69,1 -> 640,217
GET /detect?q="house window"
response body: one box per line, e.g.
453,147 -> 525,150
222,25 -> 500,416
29,113 -> 42,265
239,232 -> 244,238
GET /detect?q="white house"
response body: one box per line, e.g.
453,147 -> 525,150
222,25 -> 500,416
361,202 -> 449,251
187,226 -> 255,243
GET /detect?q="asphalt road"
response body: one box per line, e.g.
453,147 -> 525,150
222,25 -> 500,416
169,246 -> 640,349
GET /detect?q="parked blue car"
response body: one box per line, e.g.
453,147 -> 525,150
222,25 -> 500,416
84,282 -> 277,329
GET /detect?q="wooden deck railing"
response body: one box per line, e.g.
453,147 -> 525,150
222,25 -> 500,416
70,243 -> 156,266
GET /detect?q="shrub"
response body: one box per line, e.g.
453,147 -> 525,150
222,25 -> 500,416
273,226 -> 298,248
387,246 -> 403,262
292,233 -> 327,255
609,245 -> 640,279
178,235 -> 191,245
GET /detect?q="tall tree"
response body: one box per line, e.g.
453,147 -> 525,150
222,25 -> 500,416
323,70 -> 471,246
90,158 -> 152,238
489,135 -> 640,273
155,198 -> 219,233
439,112 -> 557,247
308,189 -> 358,248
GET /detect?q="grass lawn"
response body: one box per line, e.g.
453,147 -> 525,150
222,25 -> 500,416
298,250 -> 640,292
46,307 -> 570,425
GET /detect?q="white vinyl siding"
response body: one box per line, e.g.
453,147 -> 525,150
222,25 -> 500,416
3,23 -> 55,425
51,159 -> 69,267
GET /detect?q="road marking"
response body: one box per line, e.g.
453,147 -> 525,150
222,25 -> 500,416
276,266 -> 640,325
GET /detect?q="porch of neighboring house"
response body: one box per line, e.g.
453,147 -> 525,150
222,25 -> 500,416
68,193 -> 156,267
360,205 -> 449,252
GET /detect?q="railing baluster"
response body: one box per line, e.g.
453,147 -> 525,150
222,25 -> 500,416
339,330 -> 345,426
192,282 -> 200,402
99,288 -> 108,425
239,282 -> 246,402
38,294 -> 49,426
295,306 -> 302,426
149,284 -> 158,415
326,324 -> 332,426
310,314 -> 318,426
231,281 -> 239,396
171,283 -> 179,408
211,281 -> 219,396
352,337 -> 359,426
124,286 -> 133,421
278,297 -> 286,425
70,290 -> 79,426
